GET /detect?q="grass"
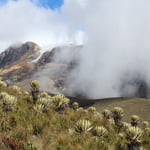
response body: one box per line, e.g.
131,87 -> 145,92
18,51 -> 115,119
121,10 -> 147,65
93,97 -> 150,122
0,81 -> 150,150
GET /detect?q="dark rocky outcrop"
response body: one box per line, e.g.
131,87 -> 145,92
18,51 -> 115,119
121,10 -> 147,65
0,41 -> 40,68
36,48 -> 56,66
0,43 -> 82,93
37,45 -> 82,67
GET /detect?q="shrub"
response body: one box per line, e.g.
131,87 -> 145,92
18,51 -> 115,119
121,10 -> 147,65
52,94 -> 70,111
0,80 -> 7,88
38,92 -> 49,98
30,80 -> 40,92
112,107 -> 124,125
91,126 -> 108,138
142,121 -> 149,129
125,127 -> 142,150
11,85 -> 21,93
0,92 -> 8,100
102,109 -> 111,119
87,106 -> 97,114
36,97 -> 53,112
74,119 -> 93,134
33,104 -> 44,114
131,115 -> 140,127
2,93 -> 17,112
30,80 -> 40,104
71,102 -> 79,111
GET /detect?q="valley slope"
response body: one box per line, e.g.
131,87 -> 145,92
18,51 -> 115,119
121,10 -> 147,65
0,41 -> 150,121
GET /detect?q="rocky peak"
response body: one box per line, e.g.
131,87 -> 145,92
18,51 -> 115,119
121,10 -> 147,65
0,41 -> 40,68
0,43 -> 82,94
37,45 -> 82,67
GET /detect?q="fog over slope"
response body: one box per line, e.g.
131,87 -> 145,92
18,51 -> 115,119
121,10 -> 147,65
1,0 -> 150,98
62,0 -> 150,98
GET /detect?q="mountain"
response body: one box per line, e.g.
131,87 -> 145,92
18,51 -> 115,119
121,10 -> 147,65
0,42 -> 40,68
0,42 -> 40,82
0,42 -> 81,93
0,41 -> 150,122
0,43 -> 150,150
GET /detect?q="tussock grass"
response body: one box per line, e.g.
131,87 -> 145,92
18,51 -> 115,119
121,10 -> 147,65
0,81 -> 149,150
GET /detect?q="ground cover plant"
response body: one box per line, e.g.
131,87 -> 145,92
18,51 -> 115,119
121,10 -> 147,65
0,80 -> 149,150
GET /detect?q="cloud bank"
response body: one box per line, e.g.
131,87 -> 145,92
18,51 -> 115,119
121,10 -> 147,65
0,0 -> 83,51
62,0 -> 150,98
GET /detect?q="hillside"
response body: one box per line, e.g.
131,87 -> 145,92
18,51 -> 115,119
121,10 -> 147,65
0,42 -> 81,94
0,80 -> 150,150
0,42 -> 150,150
93,97 -> 150,122
67,96 -> 150,122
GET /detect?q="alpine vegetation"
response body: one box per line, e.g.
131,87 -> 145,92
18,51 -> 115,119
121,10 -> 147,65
131,115 -> 140,127
91,126 -> 108,138
74,119 -> 93,134
0,80 -> 7,88
125,127 -> 142,150
1,92 -> 17,112
30,80 -> 40,104
52,94 -> 70,111
0,80 -> 149,150
112,107 -> 124,125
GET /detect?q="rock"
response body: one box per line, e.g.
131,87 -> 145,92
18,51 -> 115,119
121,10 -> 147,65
0,43 -> 82,94
0,41 -> 40,68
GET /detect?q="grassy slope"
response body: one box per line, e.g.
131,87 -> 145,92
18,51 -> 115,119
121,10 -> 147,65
68,96 -> 150,122
93,98 -> 150,122
0,84 -> 150,150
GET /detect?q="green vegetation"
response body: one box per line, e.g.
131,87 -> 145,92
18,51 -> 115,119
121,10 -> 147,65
0,80 -> 149,150
74,119 -> 93,134
112,107 -> 124,125
30,80 -> 40,104
71,102 -> 79,111
131,115 -> 140,127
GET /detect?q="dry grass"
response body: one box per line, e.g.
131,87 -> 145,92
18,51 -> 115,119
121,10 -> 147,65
0,82 -> 150,150
93,97 -> 150,122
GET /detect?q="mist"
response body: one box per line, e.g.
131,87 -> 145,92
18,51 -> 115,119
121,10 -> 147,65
62,0 -> 150,98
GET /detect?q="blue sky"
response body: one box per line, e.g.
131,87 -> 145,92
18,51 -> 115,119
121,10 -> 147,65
34,0 -> 64,9
0,0 -> 64,9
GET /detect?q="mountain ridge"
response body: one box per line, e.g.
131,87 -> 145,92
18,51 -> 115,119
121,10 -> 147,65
0,42 -> 81,94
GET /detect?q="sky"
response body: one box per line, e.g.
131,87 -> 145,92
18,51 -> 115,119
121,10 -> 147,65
31,0 -> 64,9
0,0 -> 64,9
0,0 -> 84,51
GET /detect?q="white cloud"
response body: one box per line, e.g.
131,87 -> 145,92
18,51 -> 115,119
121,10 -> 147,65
0,0 -> 83,51
62,0 -> 150,98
